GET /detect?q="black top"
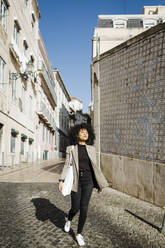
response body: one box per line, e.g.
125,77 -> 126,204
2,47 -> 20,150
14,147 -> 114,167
78,144 -> 92,172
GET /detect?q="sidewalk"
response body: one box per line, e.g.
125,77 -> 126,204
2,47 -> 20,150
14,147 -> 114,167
0,158 -> 65,182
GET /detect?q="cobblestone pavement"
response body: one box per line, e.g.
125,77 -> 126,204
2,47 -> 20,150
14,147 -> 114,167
0,163 -> 165,248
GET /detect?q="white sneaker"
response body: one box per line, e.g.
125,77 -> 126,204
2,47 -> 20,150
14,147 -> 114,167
76,234 -> 85,246
64,220 -> 71,232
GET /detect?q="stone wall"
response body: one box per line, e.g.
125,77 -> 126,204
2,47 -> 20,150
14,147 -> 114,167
100,153 -> 165,206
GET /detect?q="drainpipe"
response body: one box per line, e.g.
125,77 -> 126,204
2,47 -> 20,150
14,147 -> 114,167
97,35 -> 100,169
98,63 -> 100,169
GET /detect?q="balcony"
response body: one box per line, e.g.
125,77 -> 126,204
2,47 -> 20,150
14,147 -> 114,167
9,36 -> 22,66
38,62 -> 57,106
38,101 -> 56,131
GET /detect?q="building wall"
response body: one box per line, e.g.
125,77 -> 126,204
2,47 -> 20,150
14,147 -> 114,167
69,98 -> 83,112
92,23 -> 165,206
0,0 -> 58,166
93,6 -> 165,57
143,6 -> 165,15
37,34 -> 57,161
93,28 -> 149,57
0,0 -> 40,166
73,111 -> 88,125
54,70 -> 70,157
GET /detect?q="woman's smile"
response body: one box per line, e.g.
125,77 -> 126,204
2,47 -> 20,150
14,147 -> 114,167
78,129 -> 89,141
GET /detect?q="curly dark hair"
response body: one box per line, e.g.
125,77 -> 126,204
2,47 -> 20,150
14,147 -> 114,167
68,123 -> 95,145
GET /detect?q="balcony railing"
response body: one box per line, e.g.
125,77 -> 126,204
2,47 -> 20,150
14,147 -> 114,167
38,101 -> 56,131
40,62 -> 57,106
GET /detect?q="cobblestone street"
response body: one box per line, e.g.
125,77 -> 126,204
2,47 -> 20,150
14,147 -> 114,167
0,162 -> 165,248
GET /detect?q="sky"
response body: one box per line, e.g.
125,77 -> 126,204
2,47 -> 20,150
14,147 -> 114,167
37,0 -> 165,112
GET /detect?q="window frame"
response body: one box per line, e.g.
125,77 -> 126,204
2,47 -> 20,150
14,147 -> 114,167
13,22 -> 19,44
21,139 -> 24,154
11,77 -> 17,100
0,0 -> 8,30
143,18 -> 157,29
24,0 -> 28,8
0,56 -> 5,90
113,19 -> 127,29
29,95 -> 32,118
21,84 -> 25,112
23,40 -> 28,56
31,12 -> 35,31
13,19 -> 21,44
10,134 -> 16,153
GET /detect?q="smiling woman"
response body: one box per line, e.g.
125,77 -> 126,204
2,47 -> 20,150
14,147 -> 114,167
68,123 -> 95,146
58,123 -> 108,246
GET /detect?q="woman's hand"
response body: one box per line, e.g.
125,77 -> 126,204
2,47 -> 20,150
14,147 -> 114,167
59,181 -> 63,192
97,189 -> 102,194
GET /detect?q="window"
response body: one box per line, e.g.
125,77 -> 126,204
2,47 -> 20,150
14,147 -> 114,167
29,95 -> 32,117
54,131 -> 57,146
23,40 -> 28,56
21,140 -> 24,154
10,135 -> 15,153
13,20 -> 21,44
21,85 -> 25,112
42,125 -> 45,141
0,57 -> 5,89
20,134 -> 27,154
0,0 -> 7,30
46,128 -> 48,142
143,19 -> 157,29
31,12 -> 35,31
113,19 -> 127,28
50,133 -> 53,145
24,0 -> 28,8
12,77 -> 16,100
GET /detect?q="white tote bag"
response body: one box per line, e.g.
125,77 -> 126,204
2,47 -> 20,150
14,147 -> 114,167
62,146 -> 74,196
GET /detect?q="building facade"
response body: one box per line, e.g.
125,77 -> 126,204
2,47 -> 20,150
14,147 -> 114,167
91,22 -> 165,206
0,0 -> 40,166
53,69 -> 71,157
36,33 -> 57,160
69,97 -> 83,113
92,6 -> 165,57
0,0 -> 60,167
69,97 -> 90,126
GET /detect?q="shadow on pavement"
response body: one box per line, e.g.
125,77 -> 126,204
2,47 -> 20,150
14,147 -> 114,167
31,198 -> 77,241
125,209 -> 161,232
31,198 -> 67,229
42,162 -> 64,175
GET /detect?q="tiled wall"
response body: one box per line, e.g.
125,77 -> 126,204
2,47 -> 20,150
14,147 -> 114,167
99,25 -> 165,163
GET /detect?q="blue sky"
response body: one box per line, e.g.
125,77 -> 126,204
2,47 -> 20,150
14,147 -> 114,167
37,0 -> 165,112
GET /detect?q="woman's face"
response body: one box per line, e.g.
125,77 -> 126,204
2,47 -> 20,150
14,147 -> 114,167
78,128 -> 89,142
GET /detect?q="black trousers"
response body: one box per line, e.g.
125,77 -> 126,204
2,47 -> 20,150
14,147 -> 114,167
68,171 -> 94,234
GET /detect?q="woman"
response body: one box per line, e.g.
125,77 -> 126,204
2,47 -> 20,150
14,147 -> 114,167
59,123 -> 108,246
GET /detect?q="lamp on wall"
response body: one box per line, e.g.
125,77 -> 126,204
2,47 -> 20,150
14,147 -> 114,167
9,60 -> 37,81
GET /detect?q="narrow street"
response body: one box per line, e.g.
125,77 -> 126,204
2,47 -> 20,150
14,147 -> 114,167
0,162 -> 164,248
